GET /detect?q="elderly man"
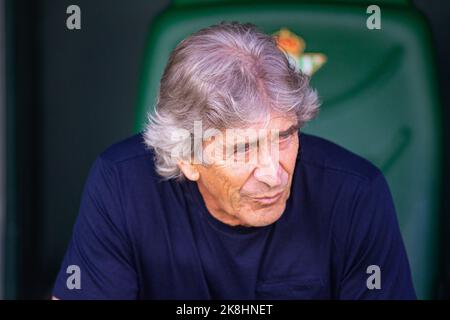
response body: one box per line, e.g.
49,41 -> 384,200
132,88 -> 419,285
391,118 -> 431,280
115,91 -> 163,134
53,22 -> 416,299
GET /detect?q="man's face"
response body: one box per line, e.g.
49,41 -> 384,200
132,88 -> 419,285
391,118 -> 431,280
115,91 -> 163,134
194,113 -> 299,227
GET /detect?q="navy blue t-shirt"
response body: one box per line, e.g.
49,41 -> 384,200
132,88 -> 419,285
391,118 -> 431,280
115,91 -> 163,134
53,132 -> 416,299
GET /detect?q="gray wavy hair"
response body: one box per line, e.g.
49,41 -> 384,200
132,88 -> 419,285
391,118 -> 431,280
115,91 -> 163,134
144,22 -> 319,180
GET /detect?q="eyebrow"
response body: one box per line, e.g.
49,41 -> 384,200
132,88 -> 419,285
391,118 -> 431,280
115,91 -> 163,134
230,124 -> 300,150
231,136 -> 258,152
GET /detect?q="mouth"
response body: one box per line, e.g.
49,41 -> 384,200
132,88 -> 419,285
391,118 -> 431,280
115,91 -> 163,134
251,190 -> 284,205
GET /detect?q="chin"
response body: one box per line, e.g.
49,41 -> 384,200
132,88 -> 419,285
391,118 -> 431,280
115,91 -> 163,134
240,202 -> 287,227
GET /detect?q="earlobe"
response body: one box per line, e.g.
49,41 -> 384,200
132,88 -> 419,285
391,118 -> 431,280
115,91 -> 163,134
178,161 -> 200,181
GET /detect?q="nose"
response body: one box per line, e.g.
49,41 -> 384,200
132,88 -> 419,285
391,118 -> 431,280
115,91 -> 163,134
253,153 -> 281,188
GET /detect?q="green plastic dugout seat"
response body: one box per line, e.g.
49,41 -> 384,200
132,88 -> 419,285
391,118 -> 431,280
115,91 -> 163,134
134,0 -> 442,299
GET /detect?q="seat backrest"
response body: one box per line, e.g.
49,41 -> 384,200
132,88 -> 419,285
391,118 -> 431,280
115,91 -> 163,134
134,1 -> 442,299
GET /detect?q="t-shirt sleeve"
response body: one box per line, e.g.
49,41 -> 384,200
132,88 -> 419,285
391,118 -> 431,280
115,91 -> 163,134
52,156 -> 138,299
337,171 -> 416,300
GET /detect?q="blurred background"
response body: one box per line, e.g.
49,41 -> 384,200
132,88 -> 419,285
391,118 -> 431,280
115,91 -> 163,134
0,0 -> 449,299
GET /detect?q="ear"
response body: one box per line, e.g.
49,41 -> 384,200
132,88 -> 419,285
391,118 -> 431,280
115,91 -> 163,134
178,160 -> 200,181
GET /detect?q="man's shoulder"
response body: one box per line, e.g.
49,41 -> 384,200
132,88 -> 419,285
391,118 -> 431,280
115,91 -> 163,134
300,133 -> 382,183
98,132 -> 153,166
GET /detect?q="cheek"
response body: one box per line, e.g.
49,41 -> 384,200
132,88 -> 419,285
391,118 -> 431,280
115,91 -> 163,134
280,137 -> 299,174
210,164 -> 254,200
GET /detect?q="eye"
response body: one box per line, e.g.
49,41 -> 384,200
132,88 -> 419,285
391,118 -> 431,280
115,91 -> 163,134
278,132 -> 294,147
234,142 -> 253,155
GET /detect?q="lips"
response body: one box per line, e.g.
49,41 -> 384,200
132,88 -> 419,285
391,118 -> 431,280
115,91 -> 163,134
251,190 -> 284,205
